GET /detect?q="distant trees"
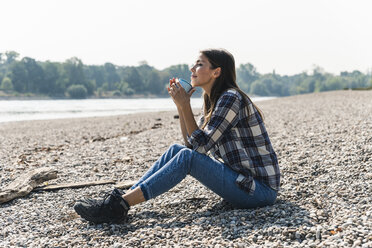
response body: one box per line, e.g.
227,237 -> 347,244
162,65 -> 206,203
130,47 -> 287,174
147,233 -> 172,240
0,50 -> 371,98
236,63 -> 259,93
42,62 -> 60,95
67,84 -> 88,99
62,57 -> 95,96
4,51 -> 19,65
237,66 -> 372,96
0,77 -> 13,91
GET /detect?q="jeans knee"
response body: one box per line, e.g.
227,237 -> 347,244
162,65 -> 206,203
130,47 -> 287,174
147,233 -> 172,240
177,148 -> 193,170
179,147 -> 192,156
169,143 -> 186,153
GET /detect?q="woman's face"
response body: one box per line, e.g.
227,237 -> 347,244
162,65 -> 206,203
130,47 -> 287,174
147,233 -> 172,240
190,54 -> 219,89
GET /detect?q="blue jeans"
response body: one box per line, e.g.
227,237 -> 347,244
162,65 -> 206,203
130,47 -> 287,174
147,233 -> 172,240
130,144 -> 277,209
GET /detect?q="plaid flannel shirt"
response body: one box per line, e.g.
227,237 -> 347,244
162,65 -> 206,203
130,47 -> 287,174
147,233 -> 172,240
187,89 -> 280,194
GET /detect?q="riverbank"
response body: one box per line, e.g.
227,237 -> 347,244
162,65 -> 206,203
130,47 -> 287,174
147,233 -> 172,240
0,90 -> 371,247
0,97 -> 273,124
0,92 -> 169,100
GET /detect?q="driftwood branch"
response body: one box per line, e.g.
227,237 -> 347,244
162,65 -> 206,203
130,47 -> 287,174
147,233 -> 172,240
114,180 -> 137,189
0,168 -> 58,204
34,180 -> 116,191
34,180 -> 137,191
1,166 -> 136,204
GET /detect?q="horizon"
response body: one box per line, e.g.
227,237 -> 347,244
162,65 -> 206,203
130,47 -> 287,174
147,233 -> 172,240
1,0 -> 372,76
2,50 -> 371,77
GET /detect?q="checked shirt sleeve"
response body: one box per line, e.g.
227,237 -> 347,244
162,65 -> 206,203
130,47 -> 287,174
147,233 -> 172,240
187,91 -> 241,154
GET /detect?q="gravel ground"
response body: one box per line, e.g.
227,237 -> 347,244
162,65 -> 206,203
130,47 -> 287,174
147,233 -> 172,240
0,90 -> 371,247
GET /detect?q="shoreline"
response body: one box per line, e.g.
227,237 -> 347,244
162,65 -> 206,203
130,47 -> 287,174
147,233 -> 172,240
0,96 -> 275,124
0,95 -> 171,101
1,90 -> 371,247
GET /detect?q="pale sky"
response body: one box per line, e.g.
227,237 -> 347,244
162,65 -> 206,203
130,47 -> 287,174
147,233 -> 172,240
1,0 -> 371,75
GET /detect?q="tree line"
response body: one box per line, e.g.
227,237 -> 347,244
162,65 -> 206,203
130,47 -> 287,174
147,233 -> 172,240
0,51 -> 371,98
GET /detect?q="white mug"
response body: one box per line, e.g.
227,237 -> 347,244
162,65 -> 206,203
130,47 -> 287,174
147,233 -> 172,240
177,78 -> 192,92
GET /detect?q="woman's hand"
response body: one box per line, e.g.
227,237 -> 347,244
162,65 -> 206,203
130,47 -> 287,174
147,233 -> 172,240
167,78 -> 196,109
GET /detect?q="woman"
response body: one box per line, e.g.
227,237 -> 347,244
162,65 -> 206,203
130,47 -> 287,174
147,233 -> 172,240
74,49 -> 280,224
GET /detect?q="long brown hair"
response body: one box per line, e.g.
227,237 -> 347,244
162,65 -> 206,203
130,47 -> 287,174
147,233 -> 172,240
200,49 -> 264,128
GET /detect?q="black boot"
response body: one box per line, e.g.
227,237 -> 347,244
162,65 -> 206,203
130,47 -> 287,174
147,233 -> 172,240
74,188 -> 130,224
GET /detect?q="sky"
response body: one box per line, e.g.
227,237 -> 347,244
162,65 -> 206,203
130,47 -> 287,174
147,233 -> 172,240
1,0 -> 371,75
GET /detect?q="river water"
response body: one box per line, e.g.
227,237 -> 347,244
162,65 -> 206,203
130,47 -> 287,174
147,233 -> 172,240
0,97 -> 274,123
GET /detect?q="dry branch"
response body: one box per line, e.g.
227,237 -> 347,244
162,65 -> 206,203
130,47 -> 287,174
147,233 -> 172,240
0,168 -> 58,204
35,180 -> 116,191
114,180 -> 137,189
34,180 -> 136,191
1,168 -> 136,204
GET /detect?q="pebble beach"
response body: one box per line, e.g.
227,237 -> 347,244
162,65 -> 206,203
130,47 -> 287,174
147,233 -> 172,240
0,90 -> 371,247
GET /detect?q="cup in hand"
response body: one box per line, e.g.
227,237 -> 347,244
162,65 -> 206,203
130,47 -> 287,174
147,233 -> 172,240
177,78 -> 192,93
